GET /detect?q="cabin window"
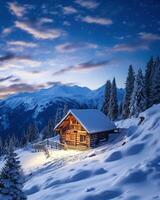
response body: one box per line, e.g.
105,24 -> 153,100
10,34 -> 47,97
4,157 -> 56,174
80,135 -> 86,142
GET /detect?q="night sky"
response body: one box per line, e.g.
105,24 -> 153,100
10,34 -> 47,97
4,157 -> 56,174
0,0 -> 160,98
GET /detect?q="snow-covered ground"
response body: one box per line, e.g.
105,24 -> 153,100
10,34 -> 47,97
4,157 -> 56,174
1,104 -> 160,200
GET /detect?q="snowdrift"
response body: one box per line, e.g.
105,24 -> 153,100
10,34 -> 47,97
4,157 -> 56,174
1,104 -> 160,200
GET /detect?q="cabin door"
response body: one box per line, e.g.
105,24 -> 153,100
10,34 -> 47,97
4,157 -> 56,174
69,130 -> 77,146
73,131 -> 77,146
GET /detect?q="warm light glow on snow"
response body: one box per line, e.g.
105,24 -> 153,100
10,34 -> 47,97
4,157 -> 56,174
19,149 -> 81,173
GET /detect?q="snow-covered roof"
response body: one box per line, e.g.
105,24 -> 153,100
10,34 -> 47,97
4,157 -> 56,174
54,109 -> 116,134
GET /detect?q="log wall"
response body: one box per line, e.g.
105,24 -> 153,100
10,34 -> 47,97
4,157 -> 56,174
58,114 -> 90,148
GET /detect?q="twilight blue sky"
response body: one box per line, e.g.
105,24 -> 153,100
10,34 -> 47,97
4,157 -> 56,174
0,0 -> 160,98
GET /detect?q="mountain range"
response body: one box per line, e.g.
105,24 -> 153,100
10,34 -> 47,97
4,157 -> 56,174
0,83 -> 124,138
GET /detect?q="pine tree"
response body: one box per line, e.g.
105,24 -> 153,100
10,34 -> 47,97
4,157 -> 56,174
11,134 -> 19,148
130,69 -> 146,117
63,103 -> 69,117
42,119 -> 54,139
152,57 -> 160,105
144,57 -> 155,108
118,102 -> 123,119
7,134 -> 19,151
3,137 -> 13,155
122,65 -> 135,118
102,80 -> 111,116
108,78 -> 118,120
8,137 -> 15,151
0,137 -> 3,156
27,123 -> 39,142
20,131 -> 29,147
54,107 -> 63,126
0,149 -> 26,200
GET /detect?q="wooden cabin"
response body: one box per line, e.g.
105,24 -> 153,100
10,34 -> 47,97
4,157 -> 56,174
54,109 -> 116,150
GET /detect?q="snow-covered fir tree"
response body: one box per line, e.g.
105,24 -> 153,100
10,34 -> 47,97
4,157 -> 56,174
11,134 -> 20,148
108,78 -> 118,120
0,149 -> 26,200
152,57 -> 160,105
54,107 -> 63,125
7,137 -> 15,152
118,102 -> 123,119
122,65 -> 135,119
144,57 -> 155,108
0,137 -> 3,156
102,80 -> 111,116
63,103 -> 69,117
27,123 -> 39,142
130,69 -> 146,117
20,131 -> 29,147
42,119 -> 54,139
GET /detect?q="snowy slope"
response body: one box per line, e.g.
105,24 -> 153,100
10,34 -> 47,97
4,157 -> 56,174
1,104 -> 159,200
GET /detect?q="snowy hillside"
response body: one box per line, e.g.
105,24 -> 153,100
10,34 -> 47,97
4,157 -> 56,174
1,104 -> 160,200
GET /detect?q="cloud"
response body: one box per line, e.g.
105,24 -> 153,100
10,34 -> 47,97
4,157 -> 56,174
0,53 -> 29,63
108,32 -> 160,53
0,82 -> 77,98
47,81 -> 76,86
6,41 -> 38,53
55,42 -> 98,53
8,2 -> 29,17
0,53 -> 41,68
15,21 -> 62,40
75,0 -> 99,9
111,43 -> 149,52
53,60 -> 111,75
139,32 -> 160,41
2,27 -> 13,36
63,21 -> 71,26
63,6 -> 78,15
7,40 -> 38,48
46,81 -> 62,86
0,75 -> 13,82
38,17 -> 54,25
11,58 -> 41,68
0,53 -> 17,62
31,70 -> 40,74
0,83 -> 43,98
81,16 -> 113,25
10,78 -> 21,83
